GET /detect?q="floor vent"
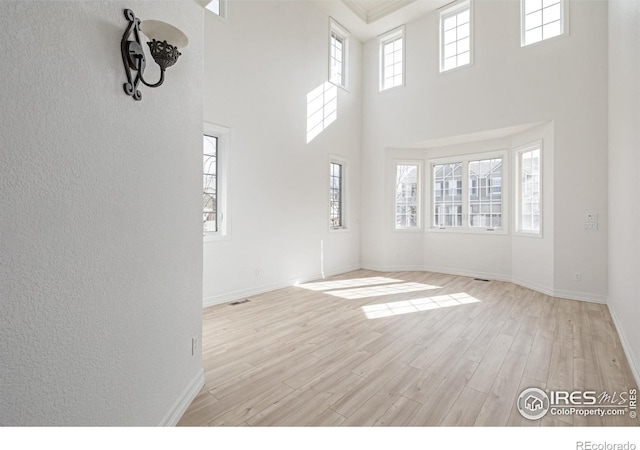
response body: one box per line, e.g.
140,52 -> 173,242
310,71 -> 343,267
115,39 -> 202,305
229,299 -> 250,306
474,278 -> 490,282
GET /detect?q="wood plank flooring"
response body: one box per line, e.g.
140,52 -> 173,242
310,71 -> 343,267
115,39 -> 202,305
178,270 -> 639,427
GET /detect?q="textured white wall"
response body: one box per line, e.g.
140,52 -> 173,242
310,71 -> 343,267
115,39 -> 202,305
361,0 -> 608,301
0,1 -> 204,425
202,1 -> 362,305
608,0 -> 640,384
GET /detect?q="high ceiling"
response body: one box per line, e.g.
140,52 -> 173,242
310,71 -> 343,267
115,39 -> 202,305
317,0 -> 455,41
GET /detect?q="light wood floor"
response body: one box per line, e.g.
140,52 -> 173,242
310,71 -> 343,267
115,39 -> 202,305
178,270 -> 639,427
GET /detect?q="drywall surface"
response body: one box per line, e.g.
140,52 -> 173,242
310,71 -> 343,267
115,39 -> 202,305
361,0 -> 608,301
0,1 -> 204,425
608,0 -> 640,384
202,1 -> 362,305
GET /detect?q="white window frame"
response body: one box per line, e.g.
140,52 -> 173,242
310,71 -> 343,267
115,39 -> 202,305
439,0 -> 472,73
520,0 -> 568,47
427,150 -> 508,234
514,141 -> 543,237
394,160 -> 423,231
329,155 -> 349,231
378,26 -> 406,92
204,0 -> 229,20
329,18 -> 350,90
203,122 -> 230,242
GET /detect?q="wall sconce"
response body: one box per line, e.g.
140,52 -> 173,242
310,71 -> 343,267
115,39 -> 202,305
121,9 -> 188,101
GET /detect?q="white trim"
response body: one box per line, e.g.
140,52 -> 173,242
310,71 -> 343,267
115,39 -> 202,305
378,25 -> 406,92
159,368 -> 204,426
203,122 -> 231,242
608,304 -> 640,388
329,18 -> 350,91
203,264 -> 361,308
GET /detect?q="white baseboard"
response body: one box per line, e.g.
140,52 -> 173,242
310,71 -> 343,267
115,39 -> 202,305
362,263 -> 606,304
159,368 -> 204,427
608,304 -> 640,388
551,288 -> 607,304
203,264 -> 361,308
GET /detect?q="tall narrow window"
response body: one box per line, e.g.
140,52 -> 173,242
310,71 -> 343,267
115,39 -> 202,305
395,162 -> 421,230
329,19 -> 349,89
379,26 -> 405,91
517,145 -> 542,234
330,161 -> 344,229
521,0 -> 565,46
440,1 -> 471,72
433,163 -> 463,228
468,158 -> 503,230
203,122 -> 230,239
203,135 -> 218,233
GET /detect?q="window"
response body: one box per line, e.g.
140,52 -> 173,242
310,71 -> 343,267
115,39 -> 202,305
395,162 -> 422,230
440,1 -> 471,72
430,152 -> 506,232
516,144 -> 542,235
203,123 -> 230,239
329,19 -> 349,89
205,0 -> 228,18
203,135 -> 218,233
330,160 -> 346,229
468,158 -> 502,229
521,0 -> 566,46
433,163 -> 463,228
379,26 -> 405,91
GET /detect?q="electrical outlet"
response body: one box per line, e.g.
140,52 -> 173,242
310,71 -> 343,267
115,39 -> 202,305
585,213 -> 598,223
574,272 -> 582,282
191,336 -> 199,356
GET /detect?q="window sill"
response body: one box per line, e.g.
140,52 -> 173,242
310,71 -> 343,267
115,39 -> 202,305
203,233 -> 231,243
513,231 -> 543,239
427,227 -> 508,236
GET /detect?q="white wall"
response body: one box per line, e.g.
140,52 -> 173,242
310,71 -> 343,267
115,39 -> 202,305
361,0 -> 608,302
202,1 -> 362,306
0,1 -> 204,425
608,0 -> 640,384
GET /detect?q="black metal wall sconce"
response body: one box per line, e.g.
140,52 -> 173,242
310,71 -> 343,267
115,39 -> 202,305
121,9 -> 188,101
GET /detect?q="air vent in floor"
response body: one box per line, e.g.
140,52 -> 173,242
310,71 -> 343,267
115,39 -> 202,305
229,299 -> 250,306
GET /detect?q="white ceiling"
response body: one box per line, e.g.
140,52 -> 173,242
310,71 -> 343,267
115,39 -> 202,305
318,0 -> 456,41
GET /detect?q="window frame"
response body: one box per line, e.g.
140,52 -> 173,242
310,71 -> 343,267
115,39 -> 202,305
520,0 -> 568,47
204,0 -> 229,20
514,141 -> 543,237
203,122 -> 230,242
329,155 -> 349,231
427,150 -> 508,235
378,25 -> 406,92
329,18 -> 350,90
394,160 -> 423,232
439,0 -> 472,73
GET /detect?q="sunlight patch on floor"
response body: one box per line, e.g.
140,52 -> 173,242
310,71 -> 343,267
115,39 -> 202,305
298,277 -> 406,291
361,292 -> 480,319
328,282 -> 441,300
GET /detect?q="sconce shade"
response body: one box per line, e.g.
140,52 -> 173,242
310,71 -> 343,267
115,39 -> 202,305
140,20 -> 189,49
